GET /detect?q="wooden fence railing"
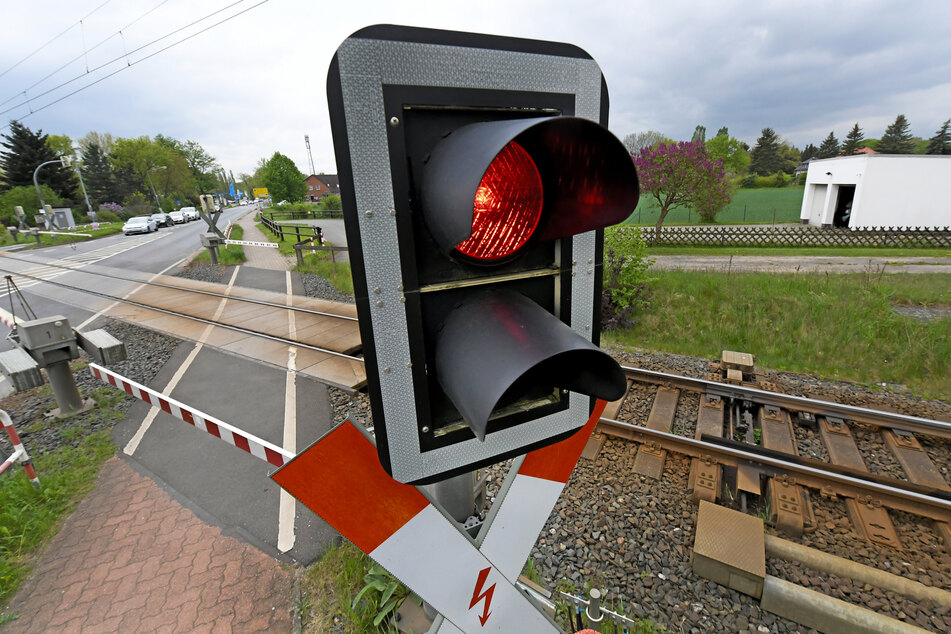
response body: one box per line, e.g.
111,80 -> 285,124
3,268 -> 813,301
615,225 -> 951,248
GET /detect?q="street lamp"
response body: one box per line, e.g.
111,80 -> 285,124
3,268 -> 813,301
146,165 -> 167,213
70,146 -> 95,221
33,156 -> 71,229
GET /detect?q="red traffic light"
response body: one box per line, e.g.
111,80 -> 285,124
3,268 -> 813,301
421,116 -> 638,263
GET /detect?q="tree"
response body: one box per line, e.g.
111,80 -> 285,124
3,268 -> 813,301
691,125 -> 706,143
877,114 -> 915,154
632,141 -> 730,229
622,130 -> 668,155
109,136 -> 194,203
749,128 -> 783,176
800,143 -> 819,162
840,123 -> 865,156
46,134 -> 74,156
79,131 -> 113,155
79,142 -> 117,206
261,152 -> 307,202
925,119 -> 950,155
0,120 -> 78,199
817,131 -> 840,159
715,126 -> 729,137
705,134 -> 750,175
0,185 -> 62,224
778,142 -> 801,174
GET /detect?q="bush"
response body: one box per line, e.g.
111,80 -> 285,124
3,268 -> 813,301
95,210 -> 122,223
601,226 -> 655,330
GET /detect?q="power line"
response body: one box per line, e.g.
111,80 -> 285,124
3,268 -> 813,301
0,0 -> 113,80
0,0 -> 253,120
4,0 -> 271,125
0,0 -> 171,109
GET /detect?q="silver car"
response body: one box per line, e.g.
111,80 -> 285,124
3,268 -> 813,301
123,216 -> 158,235
181,206 -> 200,221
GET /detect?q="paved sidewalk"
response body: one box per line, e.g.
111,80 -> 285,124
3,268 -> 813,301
232,211 -> 296,271
3,457 -> 293,632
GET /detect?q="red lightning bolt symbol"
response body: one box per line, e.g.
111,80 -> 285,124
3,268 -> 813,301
469,567 -> 496,626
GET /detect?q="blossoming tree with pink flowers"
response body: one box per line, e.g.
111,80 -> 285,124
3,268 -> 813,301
632,141 -> 731,230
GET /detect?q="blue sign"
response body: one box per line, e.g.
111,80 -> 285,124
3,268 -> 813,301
229,182 -> 235,198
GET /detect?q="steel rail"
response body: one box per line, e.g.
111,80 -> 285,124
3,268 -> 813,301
0,266 -> 364,363
598,416 -> 951,523
622,365 -> 951,440
0,253 -> 358,321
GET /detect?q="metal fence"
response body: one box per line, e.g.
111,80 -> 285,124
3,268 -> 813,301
614,225 -> 951,248
258,213 -> 324,243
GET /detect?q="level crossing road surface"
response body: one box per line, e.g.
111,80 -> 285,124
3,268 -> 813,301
0,208 -> 341,564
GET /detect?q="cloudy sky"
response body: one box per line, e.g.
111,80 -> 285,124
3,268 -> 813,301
2,0 -> 950,177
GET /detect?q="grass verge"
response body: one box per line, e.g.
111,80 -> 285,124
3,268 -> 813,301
299,540 -> 406,633
256,222 -> 354,296
607,271 -> 951,401
625,187 -> 805,226
191,224 -> 246,266
646,245 -> 951,258
0,432 -> 115,606
1,223 -> 125,248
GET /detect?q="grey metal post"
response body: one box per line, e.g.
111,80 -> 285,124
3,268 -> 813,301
45,360 -> 84,415
71,147 -> 95,220
147,165 -> 167,213
585,588 -> 603,624
209,245 -> 219,265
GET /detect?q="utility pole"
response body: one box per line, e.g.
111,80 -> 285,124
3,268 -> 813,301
146,165 -> 167,213
71,147 -> 95,221
304,134 -> 316,176
33,156 -> 70,230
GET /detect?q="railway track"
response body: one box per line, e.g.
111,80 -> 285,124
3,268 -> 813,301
0,254 -> 366,390
587,358 -> 951,552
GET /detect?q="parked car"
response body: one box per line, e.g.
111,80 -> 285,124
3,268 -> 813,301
150,212 -> 172,228
181,206 -> 199,221
123,216 -> 158,235
169,210 -> 186,224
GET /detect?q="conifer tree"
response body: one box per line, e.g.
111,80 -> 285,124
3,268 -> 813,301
800,143 -> 819,162
79,142 -> 117,205
840,123 -> 865,156
0,120 -> 78,199
749,128 -> 783,175
817,131 -> 840,159
877,114 -> 915,154
925,119 -> 950,155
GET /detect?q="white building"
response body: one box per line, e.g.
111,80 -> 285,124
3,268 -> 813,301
799,155 -> 951,228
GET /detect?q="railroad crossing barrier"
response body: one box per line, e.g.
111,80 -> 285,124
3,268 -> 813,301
1,409 -> 39,487
89,361 -> 608,632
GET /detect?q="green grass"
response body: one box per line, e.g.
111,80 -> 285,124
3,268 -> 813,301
192,224 -> 247,266
607,271 -> 951,400
1,223 -> 125,248
0,432 -> 116,606
256,222 -> 354,296
299,540 -> 401,633
646,245 -> 951,258
626,187 -> 805,226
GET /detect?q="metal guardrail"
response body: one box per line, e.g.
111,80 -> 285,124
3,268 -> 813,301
258,213 -> 324,243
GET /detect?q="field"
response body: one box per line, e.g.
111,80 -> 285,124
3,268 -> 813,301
625,187 -> 805,225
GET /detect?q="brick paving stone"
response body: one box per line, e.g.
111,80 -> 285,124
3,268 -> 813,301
233,211 -> 296,270
2,457 -> 293,632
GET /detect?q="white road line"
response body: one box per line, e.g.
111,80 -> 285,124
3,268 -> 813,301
278,270 -> 297,552
123,266 -> 240,456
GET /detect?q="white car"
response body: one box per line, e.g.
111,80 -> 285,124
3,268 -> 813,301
123,216 -> 158,235
181,206 -> 199,221
169,210 -> 186,224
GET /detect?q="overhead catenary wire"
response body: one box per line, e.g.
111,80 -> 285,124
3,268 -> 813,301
0,0 -> 171,110
0,0 -> 113,80
0,0 -> 269,125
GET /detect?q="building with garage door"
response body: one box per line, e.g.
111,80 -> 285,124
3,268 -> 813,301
799,155 -> 951,228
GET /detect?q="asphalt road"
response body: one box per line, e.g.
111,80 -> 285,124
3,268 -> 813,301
0,205 -> 334,564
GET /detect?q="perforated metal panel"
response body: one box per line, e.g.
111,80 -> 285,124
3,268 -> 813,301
334,28 -> 605,483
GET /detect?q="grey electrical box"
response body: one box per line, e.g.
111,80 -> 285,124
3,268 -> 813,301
17,315 -> 79,366
76,329 -> 127,365
0,347 -> 43,392
200,232 -> 223,248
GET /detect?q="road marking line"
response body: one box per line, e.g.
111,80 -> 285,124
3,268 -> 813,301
278,270 -> 297,552
76,257 -> 186,331
123,266 -> 239,456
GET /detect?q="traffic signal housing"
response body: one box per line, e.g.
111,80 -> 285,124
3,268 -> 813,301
328,25 -> 638,483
